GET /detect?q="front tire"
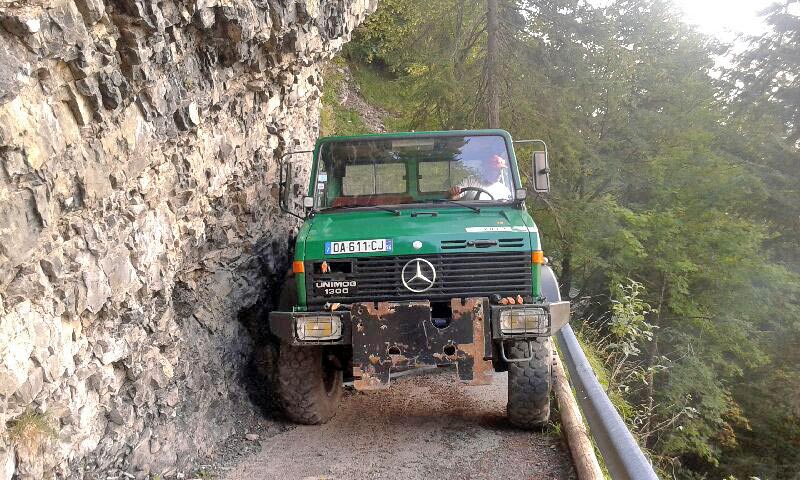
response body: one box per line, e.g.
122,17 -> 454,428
506,338 -> 552,429
276,343 -> 343,424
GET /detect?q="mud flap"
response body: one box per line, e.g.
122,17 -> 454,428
351,298 -> 493,390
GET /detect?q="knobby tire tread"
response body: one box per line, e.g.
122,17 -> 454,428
506,337 -> 552,429
277,344 -> 343,425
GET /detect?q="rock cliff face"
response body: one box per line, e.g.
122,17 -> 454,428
0,0 -> 374,477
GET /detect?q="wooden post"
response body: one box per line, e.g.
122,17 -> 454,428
553,350 -> 604,480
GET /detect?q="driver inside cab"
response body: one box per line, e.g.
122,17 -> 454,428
448,153 -> 513,200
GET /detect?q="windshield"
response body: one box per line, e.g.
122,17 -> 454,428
313,134 -> 515,209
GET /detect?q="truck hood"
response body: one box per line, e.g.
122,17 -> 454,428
299,206 -> 540,259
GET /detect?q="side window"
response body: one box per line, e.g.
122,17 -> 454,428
314,168 -> 329,207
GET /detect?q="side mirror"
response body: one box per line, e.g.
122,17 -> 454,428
532,151 -> 550,193
278,149 -> 314,220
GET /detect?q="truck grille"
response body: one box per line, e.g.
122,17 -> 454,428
305,251 -> 532,306
440,237 -> 525,249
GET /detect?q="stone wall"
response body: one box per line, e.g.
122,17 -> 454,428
0,0 -> 375,477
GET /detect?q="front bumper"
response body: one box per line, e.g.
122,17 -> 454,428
268,297 -> 570,389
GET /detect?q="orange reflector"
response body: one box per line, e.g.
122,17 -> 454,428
532,251 -> 545,265
292,261 -> 305,273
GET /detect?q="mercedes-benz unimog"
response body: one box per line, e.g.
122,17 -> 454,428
270,129 -> 569,428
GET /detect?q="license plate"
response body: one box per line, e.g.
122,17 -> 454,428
325,239 -> 393,255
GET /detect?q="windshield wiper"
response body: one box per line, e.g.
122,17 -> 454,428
430,198 -> 481,213
325,205 -> 402,216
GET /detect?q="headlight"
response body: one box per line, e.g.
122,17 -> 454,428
295,315 -> 342,340
499,307 -> 548,334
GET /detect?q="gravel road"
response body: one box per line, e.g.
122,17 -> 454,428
222,368 -> 574,480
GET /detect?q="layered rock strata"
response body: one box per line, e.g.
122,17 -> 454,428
0,0 -> 375,477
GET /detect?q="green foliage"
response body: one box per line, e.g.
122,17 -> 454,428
729,0 -> 800,145
608,281 -> 656,356
348,64 -> 403,114
725,0 -> 800,275
342,0 -> 800,477
575,326 -> 637,421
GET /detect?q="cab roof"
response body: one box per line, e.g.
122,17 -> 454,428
315,129 -> 514,146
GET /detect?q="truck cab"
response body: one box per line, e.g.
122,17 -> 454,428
270,129 -> 569,428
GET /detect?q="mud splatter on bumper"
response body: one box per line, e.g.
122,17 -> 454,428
351,298 -> 493,390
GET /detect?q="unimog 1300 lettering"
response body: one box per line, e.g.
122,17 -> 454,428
270,129 -> 569,428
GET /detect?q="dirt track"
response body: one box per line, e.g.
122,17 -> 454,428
223,368 -> 574,480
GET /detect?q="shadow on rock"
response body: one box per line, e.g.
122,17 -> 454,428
235,236 -> 293,419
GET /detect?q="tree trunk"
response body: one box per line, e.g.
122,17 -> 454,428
486,0 -> 500,128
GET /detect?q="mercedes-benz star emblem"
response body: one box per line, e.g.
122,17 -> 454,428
401,258 -> 436,292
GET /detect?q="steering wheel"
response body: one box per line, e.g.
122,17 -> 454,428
457,186 -> 495,200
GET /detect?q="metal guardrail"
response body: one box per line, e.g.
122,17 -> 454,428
556,325 -> 660,480
541,265 -> 659,480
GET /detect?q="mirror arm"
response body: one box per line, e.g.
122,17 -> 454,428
284,209 -> 306,221
512,139 -> 548,158
281,149 -> 315,162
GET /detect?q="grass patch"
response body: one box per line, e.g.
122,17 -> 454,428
573,330 -> 636,421
321,66 -> 370,137
348,63 -> 405,113
545,418 -> 563,440
7,411 -> 57,454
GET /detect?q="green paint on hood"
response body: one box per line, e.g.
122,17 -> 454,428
297,205 -> 540,259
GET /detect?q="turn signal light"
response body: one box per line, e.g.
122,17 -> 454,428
292,261 -> 305,273
532,250 -> 545,265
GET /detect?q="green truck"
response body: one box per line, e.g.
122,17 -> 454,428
270,129 -> 569,428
